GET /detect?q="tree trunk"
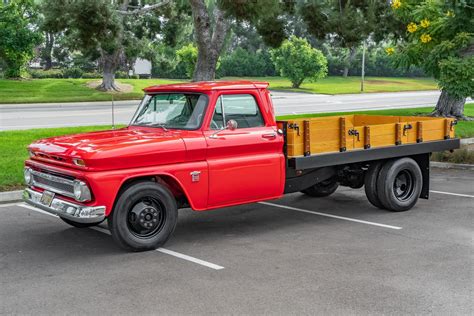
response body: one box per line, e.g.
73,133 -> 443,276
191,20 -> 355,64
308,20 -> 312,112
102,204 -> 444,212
98,51 -> 121,91
342,47 -> 357,77
292,78 -> 304,88
431,89 -> 467,119
42,32 -> 54,70
190,0 -> 229,82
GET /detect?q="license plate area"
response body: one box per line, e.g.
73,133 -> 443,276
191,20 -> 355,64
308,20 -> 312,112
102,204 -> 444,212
40,190 -> 55,207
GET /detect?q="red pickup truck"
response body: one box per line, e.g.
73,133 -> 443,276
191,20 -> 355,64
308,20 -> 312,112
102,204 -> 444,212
23,81 -> 459,251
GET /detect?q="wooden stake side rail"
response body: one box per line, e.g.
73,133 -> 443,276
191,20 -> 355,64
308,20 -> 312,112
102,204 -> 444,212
278,114 -> 457,158
288,139 -> 460,170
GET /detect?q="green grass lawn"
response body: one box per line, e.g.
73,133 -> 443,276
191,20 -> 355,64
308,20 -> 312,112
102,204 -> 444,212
1,104 -> 472,192
0,76 -> 438,104
228,76 -> 438,94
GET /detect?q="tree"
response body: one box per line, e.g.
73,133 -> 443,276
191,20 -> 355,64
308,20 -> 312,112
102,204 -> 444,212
300,0 -> 391,77
188,0 -> 290,81
41,0 -> 171,91
390,0 -> 473,118
189,0 -> 229,81
271,36 -> 328,88
0,0 -> 41,78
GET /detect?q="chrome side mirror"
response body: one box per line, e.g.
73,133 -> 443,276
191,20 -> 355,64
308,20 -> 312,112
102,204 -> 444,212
226,119 -> 238,131
209,119 -> 238,139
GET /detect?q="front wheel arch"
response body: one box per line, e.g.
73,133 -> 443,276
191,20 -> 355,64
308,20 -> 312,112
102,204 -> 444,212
112,174 -> 191,214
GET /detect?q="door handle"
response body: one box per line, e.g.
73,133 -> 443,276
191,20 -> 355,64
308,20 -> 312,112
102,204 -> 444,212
262,133 -> 277,139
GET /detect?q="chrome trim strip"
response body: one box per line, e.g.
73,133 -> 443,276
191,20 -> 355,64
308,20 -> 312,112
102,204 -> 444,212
23,188 -> 105,224
30,169 -> 75,198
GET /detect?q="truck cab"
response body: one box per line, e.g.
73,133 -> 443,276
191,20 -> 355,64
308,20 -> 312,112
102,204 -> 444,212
23,81 -> 459,251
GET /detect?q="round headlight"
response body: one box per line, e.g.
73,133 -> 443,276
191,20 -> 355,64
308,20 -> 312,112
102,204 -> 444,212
24,168 -> 32,185
73,180 -> 91,202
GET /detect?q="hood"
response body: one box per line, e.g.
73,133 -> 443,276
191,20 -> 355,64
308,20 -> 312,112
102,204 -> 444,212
28,127 -> 186,170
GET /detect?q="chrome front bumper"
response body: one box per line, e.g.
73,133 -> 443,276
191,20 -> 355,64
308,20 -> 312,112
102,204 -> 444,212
23,188 -> 106,224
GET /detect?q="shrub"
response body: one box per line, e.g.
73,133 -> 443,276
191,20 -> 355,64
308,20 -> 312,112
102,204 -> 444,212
115,71 -> 128,79
130,74 -> 139,79
176,44 -> 198,79
29,69 -> 63,78
62,67 -> 83,78
82,72 -> 101,79
271,36 -> 328,88
219,48 -> 276,77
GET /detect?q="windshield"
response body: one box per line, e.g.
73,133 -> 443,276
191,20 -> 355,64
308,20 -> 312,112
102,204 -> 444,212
131,93 -> 208,130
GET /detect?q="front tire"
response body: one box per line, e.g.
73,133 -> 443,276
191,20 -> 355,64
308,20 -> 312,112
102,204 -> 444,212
302,179 -> 339,197
376,158 -> 423,212
108,181 -> 178,251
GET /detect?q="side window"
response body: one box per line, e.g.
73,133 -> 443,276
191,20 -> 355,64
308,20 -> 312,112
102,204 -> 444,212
210,94 -> 265,129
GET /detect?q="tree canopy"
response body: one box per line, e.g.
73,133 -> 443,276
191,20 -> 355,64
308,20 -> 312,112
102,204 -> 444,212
0,0 -> 42,78
390,0 -> 473,118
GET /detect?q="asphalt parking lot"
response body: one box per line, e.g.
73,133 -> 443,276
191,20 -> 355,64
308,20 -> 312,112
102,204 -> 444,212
0,168 -> 472,315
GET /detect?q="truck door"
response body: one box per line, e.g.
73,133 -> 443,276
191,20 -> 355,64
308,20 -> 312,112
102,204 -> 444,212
204,92 -> 284,208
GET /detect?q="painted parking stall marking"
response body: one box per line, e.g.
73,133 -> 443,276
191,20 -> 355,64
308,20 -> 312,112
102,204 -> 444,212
89,225 -> 225,270
430,190 -> 474,199
259,201 -> 403,230
15,203 -> 225,271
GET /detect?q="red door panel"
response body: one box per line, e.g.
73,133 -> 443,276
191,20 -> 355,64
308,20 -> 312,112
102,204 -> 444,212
205,126 -> 284,207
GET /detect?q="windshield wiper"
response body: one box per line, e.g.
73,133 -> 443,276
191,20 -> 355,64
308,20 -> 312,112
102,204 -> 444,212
152,123 -> 169,131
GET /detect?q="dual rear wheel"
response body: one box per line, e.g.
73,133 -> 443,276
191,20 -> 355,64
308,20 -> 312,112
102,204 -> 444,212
302,157 -> 423,212
364,158 -> 422,212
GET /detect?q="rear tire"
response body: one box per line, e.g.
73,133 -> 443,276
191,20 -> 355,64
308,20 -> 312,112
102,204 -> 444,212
302,179 -> 339,197
364,161 -> 385,209
60,217 -> 103,228
376,158 -> 422,212
108,181 -> 178,251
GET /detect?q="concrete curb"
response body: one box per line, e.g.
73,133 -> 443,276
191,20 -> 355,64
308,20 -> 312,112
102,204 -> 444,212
460,138 -> 474,145
0,190 -> 23,204
431,161 -> 474,170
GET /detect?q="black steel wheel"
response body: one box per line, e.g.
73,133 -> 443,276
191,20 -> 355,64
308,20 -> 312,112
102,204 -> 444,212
301,179 -> 339,197
364,161 -> 385,209
108,181 -> 178,251
376,158 -> 422,212
126,198 -> 166,239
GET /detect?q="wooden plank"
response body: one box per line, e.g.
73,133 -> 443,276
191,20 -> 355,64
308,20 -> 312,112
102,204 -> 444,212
282,115 -> 455,158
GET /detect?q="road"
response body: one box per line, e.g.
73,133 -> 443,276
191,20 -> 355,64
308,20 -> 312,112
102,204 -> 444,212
0,90 -> 461,131
0,168 -> 473,314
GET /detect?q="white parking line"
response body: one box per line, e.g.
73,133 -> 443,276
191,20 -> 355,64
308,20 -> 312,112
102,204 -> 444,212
0,202 -> 24,208
156,248 -> 225,270
15,203 -> 225,271
259,202 -> 402,230
430,190 -> 474,198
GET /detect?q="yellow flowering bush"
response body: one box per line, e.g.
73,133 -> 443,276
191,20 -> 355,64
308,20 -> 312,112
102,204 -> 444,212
420,34 -> 432,43
391,0 -> 401,9
420,19 -> 430,28
407,22 -> 417,33
385,47 -> 395,55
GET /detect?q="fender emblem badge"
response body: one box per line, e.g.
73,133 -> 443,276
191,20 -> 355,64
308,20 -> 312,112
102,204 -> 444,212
190,171 -> 201,182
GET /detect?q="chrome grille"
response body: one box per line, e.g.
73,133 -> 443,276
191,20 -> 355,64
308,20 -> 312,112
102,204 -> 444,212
31,169 -> 75,198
